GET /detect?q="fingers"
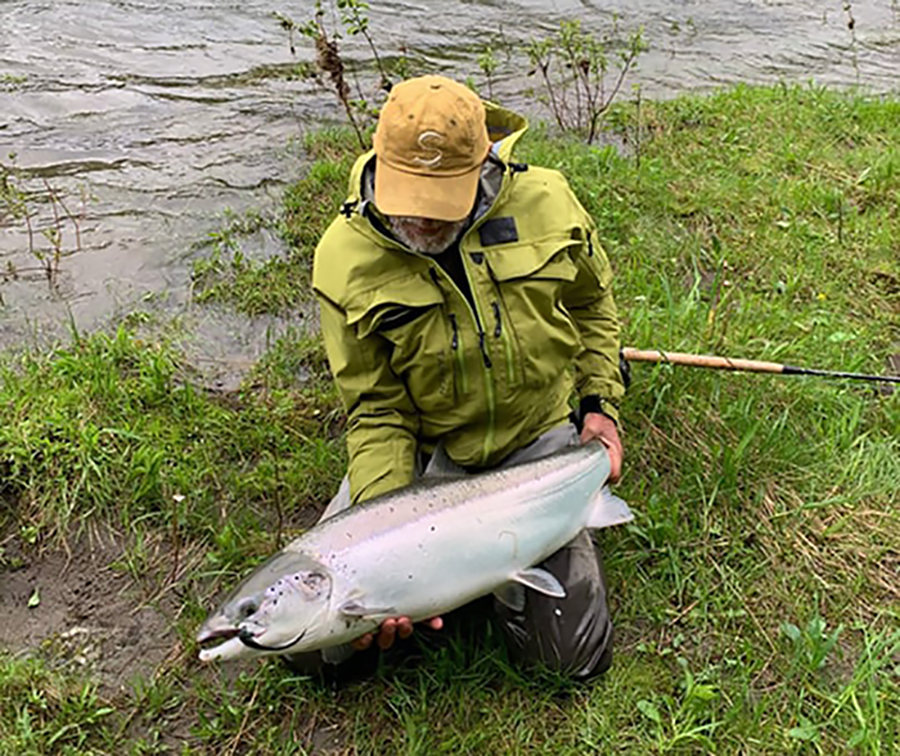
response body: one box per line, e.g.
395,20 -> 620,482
353,616 -> 444,653
377,618 -> 399,650
603,439 -> 623,483
580,412 -> 623,483
351,633 -> 373,651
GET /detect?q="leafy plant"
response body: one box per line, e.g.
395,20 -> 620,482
635,658 -> 722,752
477,46 -> 499,101
274,0 -> 406,148
525,18 -> 646,143
782,615 -> 845,673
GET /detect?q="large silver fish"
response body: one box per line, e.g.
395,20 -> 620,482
196,442 -> 633,663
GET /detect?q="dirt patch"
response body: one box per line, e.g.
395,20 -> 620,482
0,530 -> 178,697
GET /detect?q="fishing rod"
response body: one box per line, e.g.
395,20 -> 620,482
621,348 -> 900,385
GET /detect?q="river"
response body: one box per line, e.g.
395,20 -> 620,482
0,0 -> 897,381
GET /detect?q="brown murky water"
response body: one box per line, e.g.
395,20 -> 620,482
0,0 -> 897,375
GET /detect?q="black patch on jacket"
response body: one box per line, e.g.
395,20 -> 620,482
478,217 -> 519,247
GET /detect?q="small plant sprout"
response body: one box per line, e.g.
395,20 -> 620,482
477,46 -> 499,101
781,615 -> 845,673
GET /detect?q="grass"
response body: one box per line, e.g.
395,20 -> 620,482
1,83 -> 898,754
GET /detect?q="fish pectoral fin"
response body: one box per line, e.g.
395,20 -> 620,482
586,486 -> 634,530
493,582 -> 526,612
338,600 -> 396,618
321,643 -> 355,665
510,567 -> 566,598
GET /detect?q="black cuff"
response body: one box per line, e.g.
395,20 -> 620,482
577,396 -> 618,427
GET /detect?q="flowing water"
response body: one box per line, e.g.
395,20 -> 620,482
0,0 -> 897,379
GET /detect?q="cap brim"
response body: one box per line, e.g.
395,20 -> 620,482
374,159 -> 480,222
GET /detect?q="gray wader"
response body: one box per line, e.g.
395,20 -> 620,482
285,424 -> 613,680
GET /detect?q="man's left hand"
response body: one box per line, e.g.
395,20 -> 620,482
351,616 -> 444,652
580,412 -> 623,484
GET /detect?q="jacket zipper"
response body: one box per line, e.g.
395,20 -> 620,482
461,274 -> 495,466
448,313 -> 468,395
429,265 -> 492,368
492,301 -> 516,385
429,262 -> 495,465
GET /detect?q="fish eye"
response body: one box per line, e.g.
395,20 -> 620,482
236,598 -> 258,619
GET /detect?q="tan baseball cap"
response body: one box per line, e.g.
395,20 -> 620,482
373,75 -> 490,222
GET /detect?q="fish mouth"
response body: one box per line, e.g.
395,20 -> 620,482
196,625 -> 241,647
238,628 -> 308,653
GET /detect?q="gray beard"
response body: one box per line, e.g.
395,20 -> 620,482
386,216 -> 467,255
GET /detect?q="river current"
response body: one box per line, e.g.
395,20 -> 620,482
0,0 -> 897,378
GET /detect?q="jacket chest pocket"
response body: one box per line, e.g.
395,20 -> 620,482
484,239 -> 583,388
345,276 -> 455,413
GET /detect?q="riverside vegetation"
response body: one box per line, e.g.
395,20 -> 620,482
1,83 -> 899,754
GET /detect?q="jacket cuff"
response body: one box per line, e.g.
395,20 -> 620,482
579,395 -> 619,426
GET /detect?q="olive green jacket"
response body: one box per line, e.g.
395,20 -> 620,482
313,101 -> 624,504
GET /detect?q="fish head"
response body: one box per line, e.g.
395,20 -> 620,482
197,550 -> 333,662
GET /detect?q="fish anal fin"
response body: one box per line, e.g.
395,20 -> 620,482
510,567 -> 566,598
493,582 -> 526,612
586,486 -> 634,530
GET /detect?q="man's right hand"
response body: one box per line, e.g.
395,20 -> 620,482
580,412 -> 623,483
352,616 -> 444,651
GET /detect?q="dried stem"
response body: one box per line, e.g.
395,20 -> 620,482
314,21 -> 366,149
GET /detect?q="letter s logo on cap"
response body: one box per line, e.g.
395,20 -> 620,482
413,131 -> 444,167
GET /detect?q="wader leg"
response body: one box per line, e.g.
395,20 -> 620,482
489,424 -> 613,678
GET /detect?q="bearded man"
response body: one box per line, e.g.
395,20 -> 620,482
305,75 -> 625,680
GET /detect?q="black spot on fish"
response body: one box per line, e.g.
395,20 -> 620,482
408,574 -> 413,580
430,526 -> 436,532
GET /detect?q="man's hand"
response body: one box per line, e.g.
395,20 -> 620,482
351,616 -> 444,652
580,412 -> 623,483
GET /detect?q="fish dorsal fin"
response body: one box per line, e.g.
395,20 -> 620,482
510,567 -> 566,598
586,486 -> 634,530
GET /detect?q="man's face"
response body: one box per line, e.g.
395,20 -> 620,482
385,215 -> 467,255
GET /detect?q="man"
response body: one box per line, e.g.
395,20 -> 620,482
309,75 -> 625,679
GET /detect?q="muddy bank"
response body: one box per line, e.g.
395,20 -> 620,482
1,530 -> 182,696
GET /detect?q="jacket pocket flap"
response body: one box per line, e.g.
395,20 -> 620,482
345,275 -> 443,338
484,238 -> 580,282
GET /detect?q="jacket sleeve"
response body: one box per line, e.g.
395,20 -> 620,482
561,196 -> 625,423
317,293 -> 419,504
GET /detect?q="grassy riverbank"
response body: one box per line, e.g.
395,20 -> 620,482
1,83 -> 898,754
